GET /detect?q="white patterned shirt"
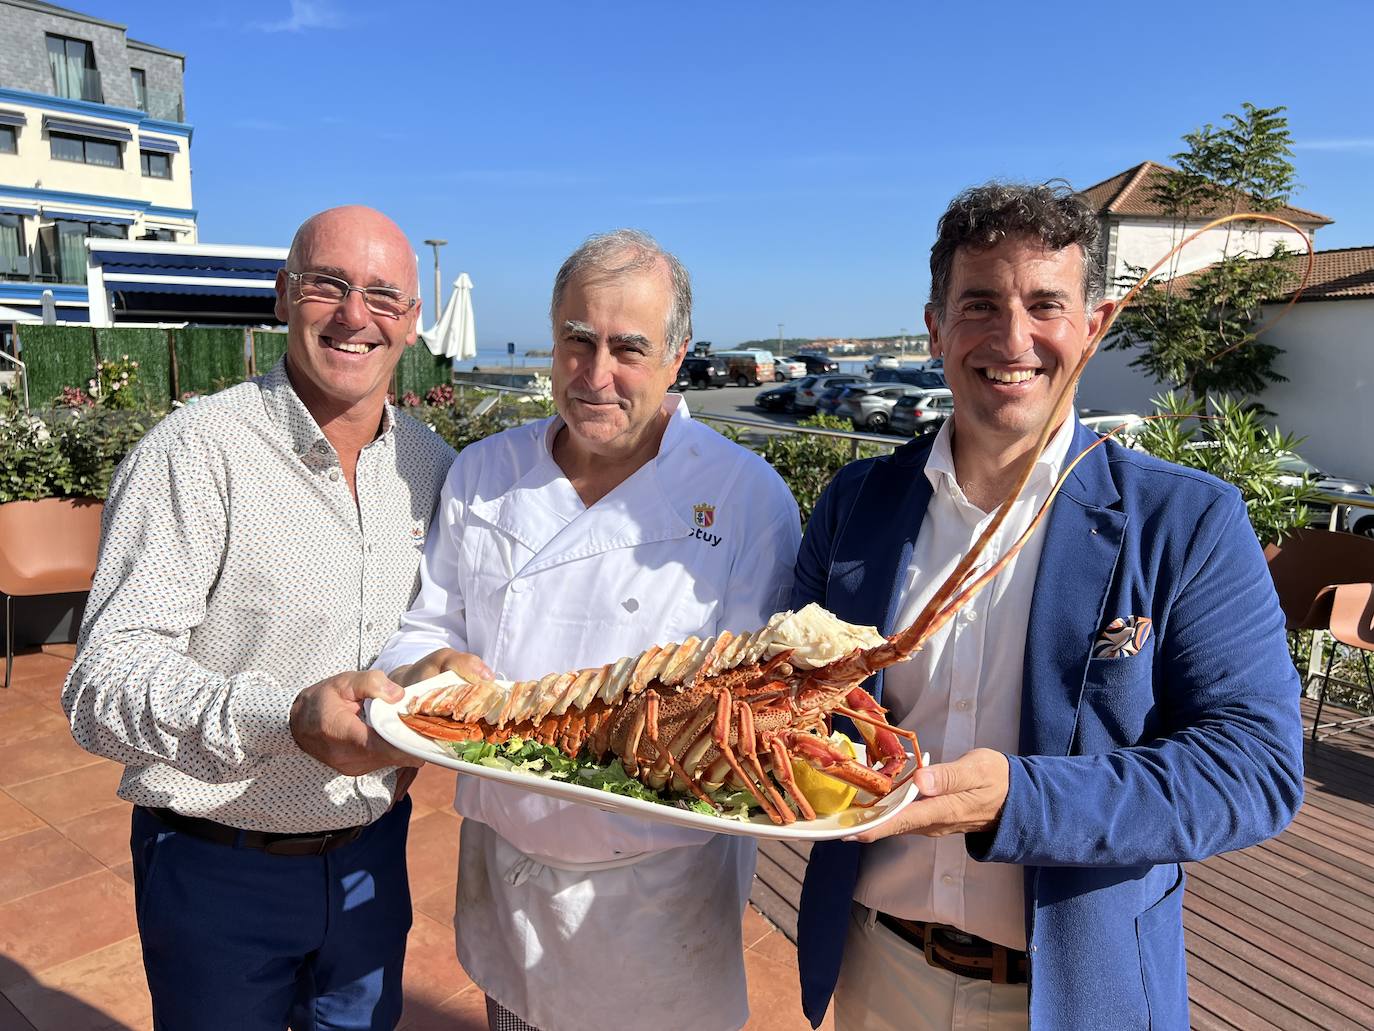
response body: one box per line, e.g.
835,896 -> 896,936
62,360 -> 456,833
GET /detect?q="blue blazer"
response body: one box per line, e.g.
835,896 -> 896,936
793,423 -> 1304,1030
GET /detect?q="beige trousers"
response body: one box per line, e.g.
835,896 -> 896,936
834,905 -> 1030,1031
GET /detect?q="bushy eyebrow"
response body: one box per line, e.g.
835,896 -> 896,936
609,332 -> 652,348
955,287 -> 1074,304
559,322 -> 653,349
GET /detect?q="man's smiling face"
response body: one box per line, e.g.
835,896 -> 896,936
274,206 -> 418,418
926,236 -> 1112,449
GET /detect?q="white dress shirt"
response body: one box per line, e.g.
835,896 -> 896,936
854,415 -> 1074,950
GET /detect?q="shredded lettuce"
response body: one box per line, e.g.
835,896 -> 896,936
443,737 -> 767,821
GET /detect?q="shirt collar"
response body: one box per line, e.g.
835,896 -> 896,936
258,356 -> 397,459
924,412 -> 1077,499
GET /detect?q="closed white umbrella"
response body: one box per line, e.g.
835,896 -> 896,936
419,272 -> 477,360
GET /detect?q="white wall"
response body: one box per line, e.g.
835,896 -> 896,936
1077,298 -> 1374,483
1107,219 -> 1311,297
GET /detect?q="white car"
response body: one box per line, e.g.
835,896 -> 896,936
772,357 -> 807,381
864,354 -> 900,373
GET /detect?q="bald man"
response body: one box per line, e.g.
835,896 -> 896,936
63,206 -> 456,1030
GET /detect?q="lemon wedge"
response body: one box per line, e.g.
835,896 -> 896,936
789,732 -> 858,816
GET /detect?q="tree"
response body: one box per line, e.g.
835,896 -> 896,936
1106,103 -> 1301,401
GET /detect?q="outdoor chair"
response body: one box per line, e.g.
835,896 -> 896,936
1311,582 -> 1374,741
1263,527 -> 1374,741
0,499 -> 103,688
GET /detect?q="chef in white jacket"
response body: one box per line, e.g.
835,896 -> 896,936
375,229 -> 800,1031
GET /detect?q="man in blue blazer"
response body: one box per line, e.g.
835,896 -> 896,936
794,182 -> 1303,1030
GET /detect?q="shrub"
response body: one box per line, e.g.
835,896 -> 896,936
757,415 -> 887,524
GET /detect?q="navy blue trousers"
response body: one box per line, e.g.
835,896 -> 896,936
130,798 -> 413,1031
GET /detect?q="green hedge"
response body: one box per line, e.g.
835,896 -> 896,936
176,328 -> 249,396
96,328 -> 171,410
395,345 -> 451,399
251,331 -> 288,376
16,326 -> 96,405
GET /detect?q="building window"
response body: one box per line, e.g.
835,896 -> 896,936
38,220 -> 126,285
0,126 -> 15,154
131,68 -> 148,111
140,228 -> 176,242
0,214 -> 26,278
46,34 -> 103,103
140,150 -> 172,179
50,132 -> 122,169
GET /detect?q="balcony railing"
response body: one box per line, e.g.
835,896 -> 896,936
139,87 -> 185,123
52,66 -> 104,104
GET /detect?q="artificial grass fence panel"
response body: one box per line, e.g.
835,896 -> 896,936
16,326 -> 97,406
175,328 -> 249,397
250,331 -> 288,376
394,345 -> 451,400
95,328 -> 171,408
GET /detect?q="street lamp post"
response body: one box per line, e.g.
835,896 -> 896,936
423,238 -> 447,325
777,322 -> 784,356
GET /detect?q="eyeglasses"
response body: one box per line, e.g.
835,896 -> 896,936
286,271 -> 417,318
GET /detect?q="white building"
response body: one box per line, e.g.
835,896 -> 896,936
1077,161 -> 1331,296
1079,245 -> 1374,484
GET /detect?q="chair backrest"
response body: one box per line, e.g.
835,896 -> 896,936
1328,583 -> 1374,650
1264,527 -> 1374,630
0,499 -> 103,597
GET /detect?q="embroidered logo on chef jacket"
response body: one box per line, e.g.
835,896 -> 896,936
688,503 -> 722,547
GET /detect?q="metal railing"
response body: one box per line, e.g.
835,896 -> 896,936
694,412 -> 898,460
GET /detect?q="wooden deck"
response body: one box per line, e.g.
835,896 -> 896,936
754,697 -> 1374,1030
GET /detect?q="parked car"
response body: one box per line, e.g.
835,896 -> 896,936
922,357 -> 944,372
754,384 -> 798,412
1078,409 -> 1145,438
834,383 -> 927,432
789,353 -> 840,375
890,389 -> 954,437
816,383 -> 857,417
714,350 -> 776,386
873,368 -> 947,389
673,364 -> 692,391
864,354 -> 900,373
1273,451 -> 1374,531
772,357 -> 808,381
795,373 -> 866,413
679,355 -> 729,389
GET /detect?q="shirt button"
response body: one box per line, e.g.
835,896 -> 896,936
963,608 -> 978,622
941,874 -> 954,886
365,620 -> 374,631
956,699 -> 971,711
328,469 -> 341,482
510,580 -> 526,594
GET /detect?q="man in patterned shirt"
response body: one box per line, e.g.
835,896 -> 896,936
62,206 -> 456,1030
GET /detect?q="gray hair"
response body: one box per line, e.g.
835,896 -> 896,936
927,181 -> 1104,320
550,229 -> 693,365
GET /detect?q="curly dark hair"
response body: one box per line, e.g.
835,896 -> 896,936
927,181 -> 1104,318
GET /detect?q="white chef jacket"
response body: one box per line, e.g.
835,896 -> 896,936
375,394 -> 800,1031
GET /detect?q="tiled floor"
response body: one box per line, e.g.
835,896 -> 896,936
0,646 -> 829,1031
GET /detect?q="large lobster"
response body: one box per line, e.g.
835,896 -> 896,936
402,212 -> 1314,825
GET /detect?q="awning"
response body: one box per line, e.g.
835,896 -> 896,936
110,281 -> 276,296
0,110 -> 25,128
42,116 -> 133,143
44,209 -> 136,225
139,137 -> 180,155
0,202 -> 38,216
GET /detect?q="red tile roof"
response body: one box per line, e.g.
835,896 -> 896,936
1077,161 -> 1332,226
1166,245 -> 1374,303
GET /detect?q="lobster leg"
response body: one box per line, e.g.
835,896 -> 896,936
710,692 -> 787,824
784,732 -> 897,798
643,692 -> 715,807
764,733 -> 817,821
735,702 -> 793,823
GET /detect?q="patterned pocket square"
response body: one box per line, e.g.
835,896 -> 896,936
1094,615 -> 1152,658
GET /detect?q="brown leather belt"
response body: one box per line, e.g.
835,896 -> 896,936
142,806 -> 366,857
876,912 -> 1028,985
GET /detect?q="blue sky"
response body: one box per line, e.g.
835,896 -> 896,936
79,0 -> 1374,349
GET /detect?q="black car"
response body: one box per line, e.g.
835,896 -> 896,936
788,353 -> 840,375
680,355 -> 729,389
873,367 -> 946,389
754,384 -> 798,412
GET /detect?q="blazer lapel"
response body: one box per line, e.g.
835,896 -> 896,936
1022,424 -> 1127,756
